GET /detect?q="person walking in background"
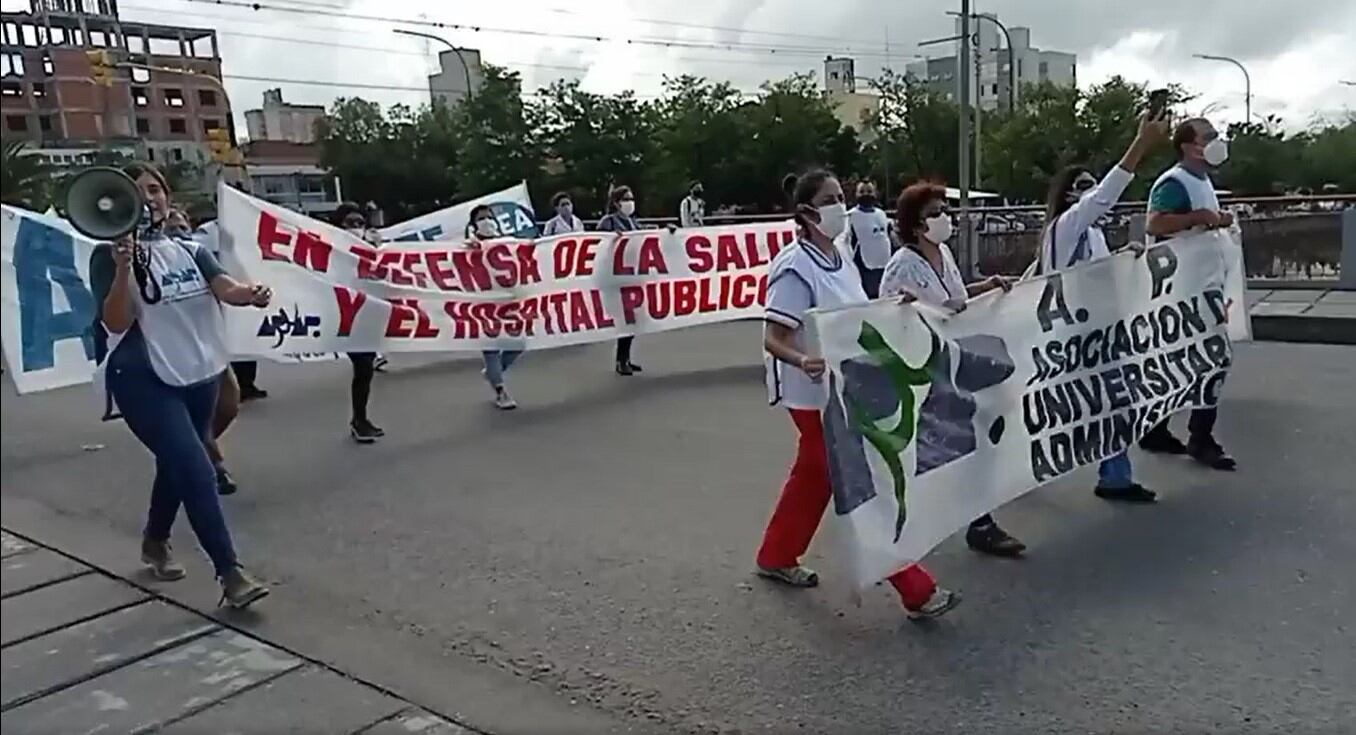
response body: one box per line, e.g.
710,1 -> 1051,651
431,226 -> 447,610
467,204 -> 524,410
543,192 -> 584,236
758,169 -> 959,620
842,180 -> 893,298
878,181 -> 1022,557
680,181 -> 705,228
596,185 -> 644,376
333,203 -> 385,443
89,161 -> 271,608
1137,117 -> 1237,471
1037,109 -> 1170,503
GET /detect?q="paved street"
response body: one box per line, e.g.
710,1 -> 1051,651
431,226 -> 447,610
3,323 -> 1354,733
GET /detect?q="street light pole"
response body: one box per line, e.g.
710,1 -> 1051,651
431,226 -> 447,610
393,28 -> 475,104
957,1 -> 972,274
1194,53 -> 1250,124
948,11 -> 1016,113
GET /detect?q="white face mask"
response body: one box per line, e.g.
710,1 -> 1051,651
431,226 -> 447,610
1202,138 -> 1229,167
923,214 -> 953,244
815,202 -> 848,239
474,219 -> 500,238
619,200 -> 636,216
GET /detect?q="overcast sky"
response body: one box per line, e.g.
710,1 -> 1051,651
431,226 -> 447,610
10,0 -> 1355,132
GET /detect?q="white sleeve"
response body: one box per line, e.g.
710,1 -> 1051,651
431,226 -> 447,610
1049,166 -> 1134,267
879,250 -> 924,299
764,264 -> 814,329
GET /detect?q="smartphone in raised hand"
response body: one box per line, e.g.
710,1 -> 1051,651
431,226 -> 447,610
1147,88 -> 1171,120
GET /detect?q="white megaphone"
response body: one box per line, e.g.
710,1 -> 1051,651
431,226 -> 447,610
63,167 -> 147,241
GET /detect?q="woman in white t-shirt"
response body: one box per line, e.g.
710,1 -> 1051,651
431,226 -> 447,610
543,191 -> 584,236
878,181 -> 1023,558
90,161 -> 272,609
758,169 -> 959,620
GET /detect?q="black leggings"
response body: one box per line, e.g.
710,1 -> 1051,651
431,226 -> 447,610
348,352 -> 375,423
615,336 -> 634,365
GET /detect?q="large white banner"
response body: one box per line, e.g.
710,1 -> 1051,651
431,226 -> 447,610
812,231 -> 1248,590
378,182 -> 536,242
221,187 -> 793,357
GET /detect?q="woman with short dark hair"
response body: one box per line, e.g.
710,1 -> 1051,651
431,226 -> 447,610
467,204 -> 523,409
879,181 -> 1023,557
333,202 -> 386,441
596,185 -> 643,376
543,191 -> 583,236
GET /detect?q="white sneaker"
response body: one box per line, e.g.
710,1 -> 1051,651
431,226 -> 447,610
906,588 -> 961,620
494,388 -> 517,410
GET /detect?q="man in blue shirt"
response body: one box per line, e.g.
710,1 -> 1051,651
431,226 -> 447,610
1137,118 -> 1236,470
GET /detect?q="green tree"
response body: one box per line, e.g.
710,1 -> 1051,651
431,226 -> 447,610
454,65 -> 541,208
865,70 -> 959,194
1,141 -> 53,209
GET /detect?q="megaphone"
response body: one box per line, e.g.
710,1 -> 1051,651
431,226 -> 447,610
63,167 -> 146,240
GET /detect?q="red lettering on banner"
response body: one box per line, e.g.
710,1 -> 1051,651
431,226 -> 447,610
686,235 -> 713,273
576,237 -> 600,276
548,292 -> 570,331
637,236 -> 668,275
553,238 -> 577,279
757,273 -> 769,305
620,285 -> 644,324
378,251 -> 413,286
518,298 -> 539,336
334,286 -> 367,337
591,289 -> 615,328
674,279 -> 698,316
257,212 -> 292,262
568,291 -> 595,332
515,243 -> 542,285
715,235 -> 747,271
426,251 -> 459,291
472,302 -> 499,337
747,231 -> 777,267
486,244 -> 518,288
385,299 -> 418,338
451,250 -> 493,292
444,302 -> 477,339
292,230 -> 333,272
613,236 -> 634,275
645,282 -> 669,319
400,253 -> 430,289
697,276 -> 721,313
732,274 -> 758,308
353,245 -> 383,280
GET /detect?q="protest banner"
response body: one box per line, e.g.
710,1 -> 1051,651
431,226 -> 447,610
811,230 -> 1247,590
378,182 -> 537,242
221,186 -> 794,356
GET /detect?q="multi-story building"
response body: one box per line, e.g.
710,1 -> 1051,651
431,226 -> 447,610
906,17 -> 1076,110
241,138 -> 342,218
244,87 -> 323,144
822,55 -> 881,142
428,46 -> 483,108
1,0 -> 233,172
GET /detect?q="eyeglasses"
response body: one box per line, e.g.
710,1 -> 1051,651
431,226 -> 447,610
342,217 -> 366,229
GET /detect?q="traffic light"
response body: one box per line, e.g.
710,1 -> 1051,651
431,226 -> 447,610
206,127 -> 242,165
86,50 -> 115,86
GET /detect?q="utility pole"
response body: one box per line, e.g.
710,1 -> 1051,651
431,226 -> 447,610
394,29 -> 475,104
957,1 -> 972,273
1194,54 -> 1251,125
973,44 -> 983,190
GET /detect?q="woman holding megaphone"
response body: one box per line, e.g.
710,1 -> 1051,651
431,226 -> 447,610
88,161 -> 272,608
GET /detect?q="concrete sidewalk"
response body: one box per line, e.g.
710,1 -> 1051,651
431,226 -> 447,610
1,529 -> 472,735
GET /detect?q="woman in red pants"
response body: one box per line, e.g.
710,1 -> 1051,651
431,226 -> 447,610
757,169 -> 960,619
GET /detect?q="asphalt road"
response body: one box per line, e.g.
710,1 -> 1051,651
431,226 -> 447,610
3,325 -> 1353,734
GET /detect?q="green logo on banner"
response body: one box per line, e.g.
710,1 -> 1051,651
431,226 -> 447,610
844,321 -> 941,541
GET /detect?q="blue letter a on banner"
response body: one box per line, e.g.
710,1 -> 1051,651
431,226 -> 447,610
13,218 -> 95,371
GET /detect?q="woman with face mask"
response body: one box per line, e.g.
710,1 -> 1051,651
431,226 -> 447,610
757,170 -> 960,621
88,161 -> 272,608
596,185 -> 644,376
543,192 -> 583,236
332,203 -> 386,441
878,182 -> 1022,557
1033,110 -> 1169,503
467,205 -> 523,409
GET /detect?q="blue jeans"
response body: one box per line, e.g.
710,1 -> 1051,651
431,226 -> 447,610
482,350 -> 522,388
1097,451 -> 1134,489
108,340 -> 238,577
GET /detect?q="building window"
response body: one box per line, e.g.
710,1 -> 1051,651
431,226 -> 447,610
136,117 -> 150,134
132,86 -> 149,106
1,53 -> 23,77
1,81 -> 21,97
1017,59 -> 1023,76
147,147 -> 155,161
172,148 -> 184,162
164,88 -> 185,107
5,114 -> 27,131
201,118 -> 222,134
130,67 -> 150,83
31,81 -> 46,98
38,114 -> 51,132
169,117 -> 186,133
198,89 -> 217,106
1038,61 -> 1049,79
41,51 -> 53,75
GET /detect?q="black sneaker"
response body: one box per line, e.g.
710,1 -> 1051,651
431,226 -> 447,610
615,362 -> 634,376
1187,437 -> 1236,471
215,466 -> 238,496
350,419 -> 383,444
1139,430 -> 1187,455
239,385 -> 269,402
965,522 -> 1026,557
1094,483 -> 1158,503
